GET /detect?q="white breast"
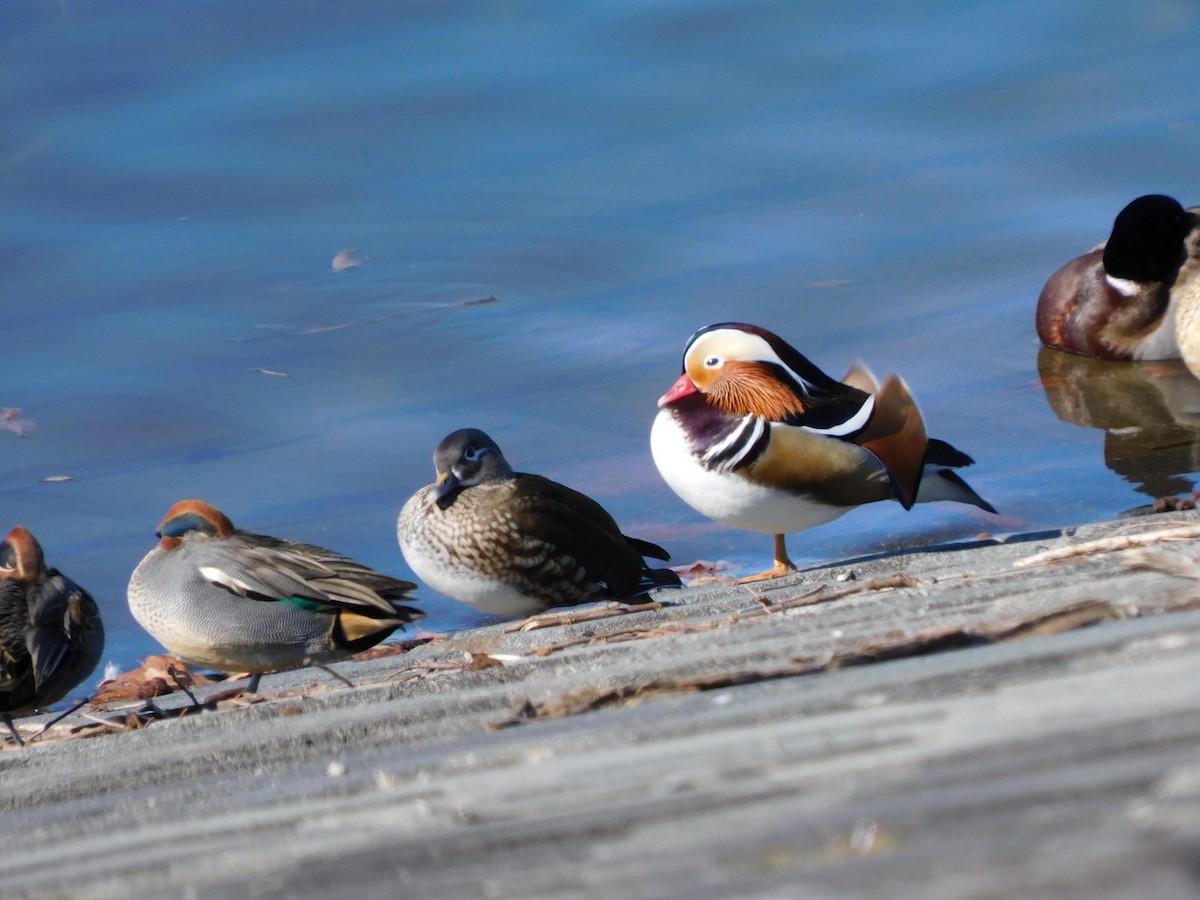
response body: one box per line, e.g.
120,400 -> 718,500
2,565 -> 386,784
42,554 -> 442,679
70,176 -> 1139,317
650,410 -> 850,534
402,541 -> 540,617
1132,291 -> 1182,360
397,495 -> 547,617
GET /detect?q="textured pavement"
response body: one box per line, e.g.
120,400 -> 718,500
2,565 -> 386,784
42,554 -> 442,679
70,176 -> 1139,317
5,512 -> 1200,898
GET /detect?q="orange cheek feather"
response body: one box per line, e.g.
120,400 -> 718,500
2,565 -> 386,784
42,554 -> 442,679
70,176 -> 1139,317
707,362 -> 807,420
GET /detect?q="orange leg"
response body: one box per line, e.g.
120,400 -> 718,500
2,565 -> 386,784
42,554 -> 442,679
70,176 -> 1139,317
737,534 -> 797,583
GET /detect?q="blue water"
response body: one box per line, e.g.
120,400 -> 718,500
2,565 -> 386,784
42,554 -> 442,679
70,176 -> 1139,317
3,1 -> 1199,674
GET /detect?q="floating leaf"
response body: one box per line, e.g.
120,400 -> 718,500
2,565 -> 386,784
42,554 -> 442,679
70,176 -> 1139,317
0,408 -> 34,436
331,249 -> 366,272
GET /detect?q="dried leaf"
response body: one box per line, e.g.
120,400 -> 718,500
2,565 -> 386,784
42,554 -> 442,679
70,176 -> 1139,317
463,652 -> 504,671
0,408 -> 34,436
352,637 -> 432,661
92,654 -> 212,703
331,249 -> 366,272
673,559 -> 730,577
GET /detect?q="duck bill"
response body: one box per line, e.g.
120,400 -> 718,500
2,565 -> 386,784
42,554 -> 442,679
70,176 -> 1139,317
434,470 -> 461,508
658,373 -> 699,407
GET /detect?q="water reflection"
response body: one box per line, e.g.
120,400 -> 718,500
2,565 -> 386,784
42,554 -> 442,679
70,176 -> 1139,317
1037,348 -> 1200,500
5,1 -> 1200,672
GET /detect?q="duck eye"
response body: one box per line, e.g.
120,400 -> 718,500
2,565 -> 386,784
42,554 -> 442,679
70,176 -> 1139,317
704,356 -> 721,368
465,445 -> 487,462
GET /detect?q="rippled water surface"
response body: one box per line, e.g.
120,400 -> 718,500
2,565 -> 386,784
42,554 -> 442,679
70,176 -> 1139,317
3,0 -> 1199,672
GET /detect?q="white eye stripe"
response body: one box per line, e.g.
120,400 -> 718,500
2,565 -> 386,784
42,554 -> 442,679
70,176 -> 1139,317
687,329 -> 814,395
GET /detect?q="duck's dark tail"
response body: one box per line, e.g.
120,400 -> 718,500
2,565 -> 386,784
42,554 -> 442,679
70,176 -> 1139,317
916,438 -> 997,514
625,536 -> 683,591
639,566 -> 683,591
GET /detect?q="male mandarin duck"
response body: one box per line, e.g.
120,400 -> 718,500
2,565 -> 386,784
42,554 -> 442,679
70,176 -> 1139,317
0,526 -> 104,743
128,500 -> 421,693
398,428 -> 681,618
650,323 -> 996,581
1037,194 -> 1200,361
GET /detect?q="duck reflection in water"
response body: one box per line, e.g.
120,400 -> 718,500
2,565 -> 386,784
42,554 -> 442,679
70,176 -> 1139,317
1038,347 -> 1200,504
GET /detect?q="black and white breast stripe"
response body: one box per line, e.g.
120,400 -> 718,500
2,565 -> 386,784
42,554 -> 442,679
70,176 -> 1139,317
700,415 -> 769,472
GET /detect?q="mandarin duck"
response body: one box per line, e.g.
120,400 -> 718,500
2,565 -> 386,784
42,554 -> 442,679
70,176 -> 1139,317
128,500 -> 422,693
650,323 -> 996,581
1037,194 -> 1200,361
398,428 -> 681,618
0,526 -> 104,743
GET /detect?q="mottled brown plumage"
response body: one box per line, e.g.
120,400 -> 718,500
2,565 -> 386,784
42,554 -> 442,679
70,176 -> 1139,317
398,429 -> 680,617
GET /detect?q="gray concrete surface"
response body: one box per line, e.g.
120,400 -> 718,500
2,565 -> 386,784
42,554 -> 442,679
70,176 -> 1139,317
5,512 -> 1200,899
